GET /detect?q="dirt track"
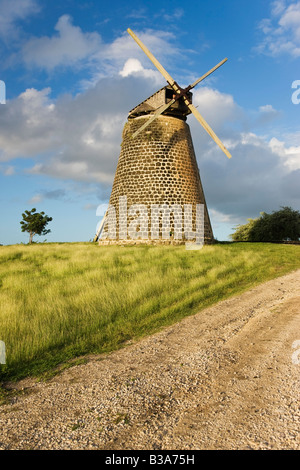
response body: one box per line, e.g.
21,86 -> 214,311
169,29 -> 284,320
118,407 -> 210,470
1,269 -> 300,450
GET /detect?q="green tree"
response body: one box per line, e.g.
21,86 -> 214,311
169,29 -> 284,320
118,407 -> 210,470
230,207 -> 300,242
265,206 -> 300,241
230,218 -> 258,241
20,208 -> 53,244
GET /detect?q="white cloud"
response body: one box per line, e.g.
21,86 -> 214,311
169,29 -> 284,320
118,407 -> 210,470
162,8 -> 184,22
256,1 -> 300,57
126,8 -> 147,19
187,87 -> 300,222
271,0 -> 287,16
0,87 -> 58,160
197,128 -> 300,222
259,104 -> 277,113
0,0 -> 39,41
22,15 -> 101,70
21,18 -> 180,89
0,164 -> 15,175
85,28 -> 181,87
250,103 -> 281,127
0,73 -> 159,183
29,161 -> 113,184
119,58 -> 162,84
192,86 -> 242,130
104,29 -> 179,65
28,193 -> 43,204
269,136 -> 300,170
119,58 -> 144,77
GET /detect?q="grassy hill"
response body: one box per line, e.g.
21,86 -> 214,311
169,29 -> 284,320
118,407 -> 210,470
1,242 -> 300,382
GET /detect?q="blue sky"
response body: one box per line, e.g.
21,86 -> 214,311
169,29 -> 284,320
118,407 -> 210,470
0,0 -> 299,245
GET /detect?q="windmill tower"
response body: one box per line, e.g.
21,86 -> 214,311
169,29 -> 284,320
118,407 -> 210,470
96,29 -> 231,245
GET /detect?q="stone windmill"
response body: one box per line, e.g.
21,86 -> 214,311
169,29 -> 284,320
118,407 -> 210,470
96,29 -> 231,245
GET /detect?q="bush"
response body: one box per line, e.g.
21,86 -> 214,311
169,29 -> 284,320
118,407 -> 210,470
231,207 -> 300,242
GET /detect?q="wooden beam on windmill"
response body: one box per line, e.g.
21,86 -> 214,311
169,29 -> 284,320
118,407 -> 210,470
127,28 -> 231,159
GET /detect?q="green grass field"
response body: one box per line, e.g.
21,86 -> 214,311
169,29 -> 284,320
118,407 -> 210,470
0,242 -> 299,383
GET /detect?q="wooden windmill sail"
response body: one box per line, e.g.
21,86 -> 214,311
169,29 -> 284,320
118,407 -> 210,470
96,29 -> 231,245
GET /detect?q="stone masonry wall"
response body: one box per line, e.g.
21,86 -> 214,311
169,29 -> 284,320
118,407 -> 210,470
99,114 -> 213,245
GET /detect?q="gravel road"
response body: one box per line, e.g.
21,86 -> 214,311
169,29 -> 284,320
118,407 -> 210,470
1,269 -> 299,450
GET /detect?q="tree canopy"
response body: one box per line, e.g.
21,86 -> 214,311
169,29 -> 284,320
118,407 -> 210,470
20,208 -> 53,244
230,207 -> 300,242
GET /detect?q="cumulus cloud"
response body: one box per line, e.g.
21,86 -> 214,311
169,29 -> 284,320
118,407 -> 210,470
27,194 -> 43,204
269,136 -> 300,170
0,74 -> 159,184
259,104 -> 277,114
0,0 -> 39,41
192,86 -> 242,129
119,58 -> 162,84
256,0 -> 300,57
186,86 -> 300,225
248,104 -> 282,128
20,17 -> 181,89
194,126 -> 300,225
119,58 -> 144,77
86,28 -> 181,86
22,14 -> 101,70
0,87 -> 58,160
